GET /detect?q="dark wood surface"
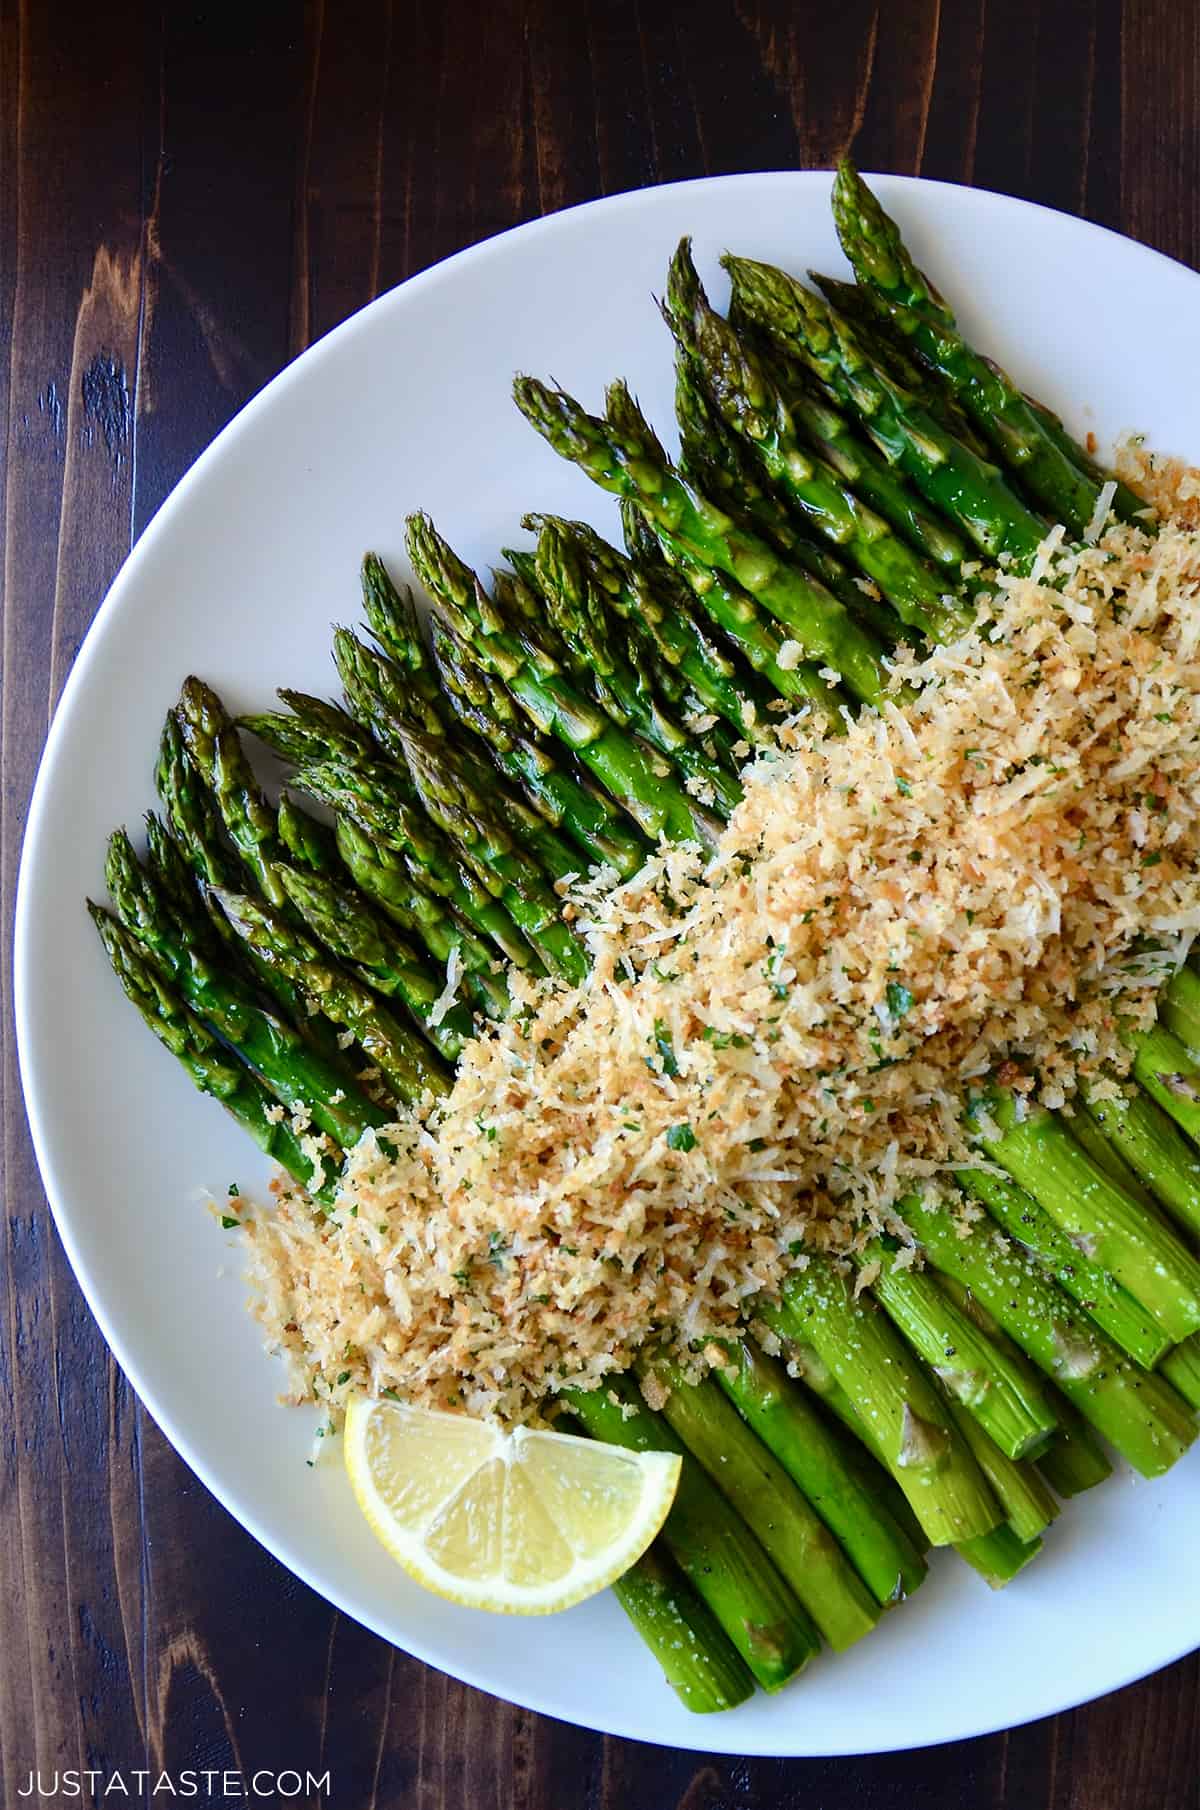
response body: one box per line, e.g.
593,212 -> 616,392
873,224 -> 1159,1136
2,2 -> 1197,1804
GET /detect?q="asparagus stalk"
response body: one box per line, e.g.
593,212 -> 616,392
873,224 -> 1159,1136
1130,1021 -> 1200,1151
565,1377 -> 819,1691
406,512 -> 721,847
293,752 -> 541,973
335,624 -> 606,901
898,1193 -> 1197,1478
525,511 -> 773,742
511,376 -> 895,708
332,813 -> 510,1021
277,792 -> 341,876
711,1336 -> 928,1604
608,1543 -> 754,1713
980,1090 -> 1200,1343
176,678 -> 321,910
395,723 -> 590,985
1068,1101 -> 1165,1216
1083,1087 -> 1200,1244
958,1167 -> 1172,1369
758,1254 -> 1002,1546
528,518 -> 743,814
638,1353 -> 881,1651
736,321 -> 978,584
1161,1334 -> 1200,1411
274,863 -> 476,1061
939,1394 -> 1059,1544
859,1238 -> 1059,1458
929,1269 -> 1117,1496
90,903 -> 337,1200
620,496 -> 849,721
661,242 -> 968,641
672,355 -> 904,647
1033,1390 -> 1115,1498
239,689 -> 377,769
211,885 -> 451,1105
358,559 -> 652,878
829,161 -> 1146,530
811,273 -> 994,460
955,1525 -> 1043,1589
426,613 -> 650,879
722,254 -> 1049,564
104,828 -> 389,1150
155,715 -> 369,1076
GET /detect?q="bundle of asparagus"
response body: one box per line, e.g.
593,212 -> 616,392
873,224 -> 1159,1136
90,165 -> 1200,1714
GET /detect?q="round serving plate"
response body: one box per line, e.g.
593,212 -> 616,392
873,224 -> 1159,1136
15,171 -> 1200,1755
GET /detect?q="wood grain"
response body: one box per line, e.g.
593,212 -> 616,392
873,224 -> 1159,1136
1,2 -> 1197,1805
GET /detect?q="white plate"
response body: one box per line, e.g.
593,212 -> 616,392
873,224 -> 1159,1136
16,172 -> 1200,1756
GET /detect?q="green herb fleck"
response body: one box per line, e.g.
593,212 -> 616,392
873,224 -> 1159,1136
653,1019 -> 680,1076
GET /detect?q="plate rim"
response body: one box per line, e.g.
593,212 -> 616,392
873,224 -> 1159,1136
14,167 -> 1200,1756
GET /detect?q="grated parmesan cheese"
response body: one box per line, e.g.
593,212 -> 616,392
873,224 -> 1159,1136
247,494 -> 1200,1427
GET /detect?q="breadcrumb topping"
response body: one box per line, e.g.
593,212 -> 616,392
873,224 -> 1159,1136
246,500 -> 1200,1425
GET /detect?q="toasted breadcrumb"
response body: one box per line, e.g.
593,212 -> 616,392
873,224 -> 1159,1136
247,489 -> 1200,1427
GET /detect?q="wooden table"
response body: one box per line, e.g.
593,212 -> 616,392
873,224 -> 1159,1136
3,3 -> 1197,1804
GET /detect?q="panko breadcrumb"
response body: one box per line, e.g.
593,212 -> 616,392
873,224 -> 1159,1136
246,498 -> 1200,1426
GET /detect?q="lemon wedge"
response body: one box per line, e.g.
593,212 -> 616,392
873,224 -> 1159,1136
344,1394 -> 681,1614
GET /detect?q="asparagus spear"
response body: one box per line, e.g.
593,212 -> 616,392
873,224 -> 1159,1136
1068,1101 -> 1165,1216
722,254 -> 1049,564
829,161 -> 1146,530
277,792 -> 340,876
638,1353 -> 881,1651
1083,1087 -> 1200,1244
955,1525 -> 1043,1589
565,1377 -> 819,1691
661,242 -> 968,641
608,1543 -> 755,1713
672,354 -> 904,646
1161,1334 -> 1200,1411
329,813 -> 510,1022
209,885 -> 450,1105
427,614 -> 651,878
711,1336 -> 928,1605
176,678 -> 318,910
528,517 -> 744,815
811,273 -> 994,460
1129,1021 -> 1200,1151
90,903 -> 337,1200
353,556 -> 651,875
334,624 -> 606,895
859,1238 -> 1059,1458
104,828 -> 389,1150
240,690 -> 377,769
620,495 -> 849,721
393,724 -> 590,985
758,1254 -> 1002,1546
525,511 -> 774,742
958,1168 -> 1172,1370
274,863 -> 476,1061
898,1193 -> 1197,1478
512,376 -> 895,708
157,710 -> 368,1074
740,324 -> 977,583
758,1329 -> 932,1553
980,1089 -> 1200,1343
406,511 -> 721,847
672,255 -> 977,591
1033,1390 -> 1114,1498
939,1394 -> 1059,1544
293,752 -> 542,973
